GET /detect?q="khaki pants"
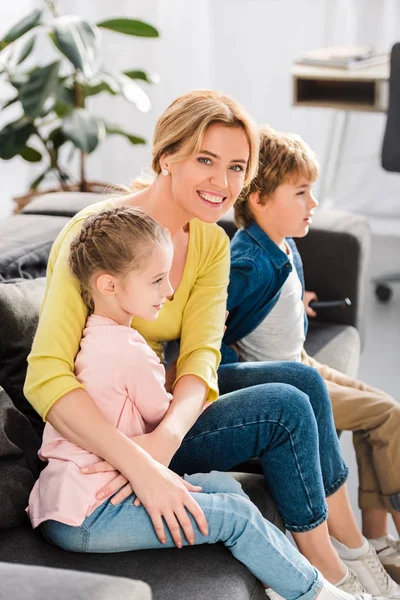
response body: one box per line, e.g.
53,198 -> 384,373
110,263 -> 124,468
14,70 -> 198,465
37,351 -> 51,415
301,350 -> 400,513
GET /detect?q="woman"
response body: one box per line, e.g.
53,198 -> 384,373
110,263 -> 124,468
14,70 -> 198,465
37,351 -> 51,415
25,90 -> 384,595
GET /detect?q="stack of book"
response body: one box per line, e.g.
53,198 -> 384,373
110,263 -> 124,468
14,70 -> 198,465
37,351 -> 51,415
296,46 -> 389,70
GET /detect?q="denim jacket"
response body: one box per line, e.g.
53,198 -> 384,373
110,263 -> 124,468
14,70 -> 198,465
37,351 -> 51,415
221,221 -> 308,364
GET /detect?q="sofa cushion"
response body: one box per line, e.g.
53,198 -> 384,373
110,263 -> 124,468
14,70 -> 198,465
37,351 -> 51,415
0,279 -> 46,438
0,473 -> 275,600
0,387 -> 38,529
305,322 -> 360,377
0,215 -> 69,281
0,562 -> 152,600
0,522 -> 265,600
21,192 -> 116,218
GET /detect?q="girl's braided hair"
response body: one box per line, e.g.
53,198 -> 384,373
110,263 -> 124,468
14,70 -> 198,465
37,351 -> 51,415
69,205 -> 171,313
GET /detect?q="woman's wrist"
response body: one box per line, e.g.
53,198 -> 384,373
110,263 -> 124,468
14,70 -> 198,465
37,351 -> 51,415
153,423 -> 182,456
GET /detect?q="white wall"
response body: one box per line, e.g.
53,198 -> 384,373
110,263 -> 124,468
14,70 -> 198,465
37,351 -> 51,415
1,0 -> 400,225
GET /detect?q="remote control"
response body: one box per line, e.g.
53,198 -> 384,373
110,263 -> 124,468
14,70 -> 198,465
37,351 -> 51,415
309,298 -> 351,310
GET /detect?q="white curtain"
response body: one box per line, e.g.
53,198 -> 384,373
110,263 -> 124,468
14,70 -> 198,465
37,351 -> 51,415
1,0 -> 400,224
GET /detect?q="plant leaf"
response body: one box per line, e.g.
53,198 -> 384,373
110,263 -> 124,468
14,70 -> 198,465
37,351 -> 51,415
97,18 -> 159,38
49,127 -> 67,150
19,61 -> 61,118
106,73 -> 150,112
84,80 -> 117,97
20,145 -> 42,162
53,84 -> 75,117
30,168 -> 49,190
0,9 -> 42,49
1,96 -> 18,110
16,34 -> 36,64
52,16 -> 101,79
0,118 -> 35,159
10,73 -> 28,90
62,108 -> 105,154
105,125 -> 146,145
123,69 -> 159,84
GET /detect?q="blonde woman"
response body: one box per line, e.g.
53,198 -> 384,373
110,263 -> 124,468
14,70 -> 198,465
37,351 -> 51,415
26,205 -> 370,600
25,91 -> 369,595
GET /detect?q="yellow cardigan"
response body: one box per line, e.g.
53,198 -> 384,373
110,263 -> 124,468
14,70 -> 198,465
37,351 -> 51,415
24,199 -> 230,420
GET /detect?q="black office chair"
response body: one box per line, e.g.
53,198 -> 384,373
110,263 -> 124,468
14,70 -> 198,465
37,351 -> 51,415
375,42 -> 400,302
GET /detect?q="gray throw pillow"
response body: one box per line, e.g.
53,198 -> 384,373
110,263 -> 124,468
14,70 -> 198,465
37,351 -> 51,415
0,386 -> 36,528
0,278 -> 46,439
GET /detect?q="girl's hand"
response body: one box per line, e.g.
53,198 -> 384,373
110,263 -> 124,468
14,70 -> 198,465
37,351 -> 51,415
304,291 -> 318,318
81,459 -> 207,547
81,460 -> 133,504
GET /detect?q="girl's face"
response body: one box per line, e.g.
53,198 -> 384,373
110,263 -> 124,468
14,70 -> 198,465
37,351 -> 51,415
101,241 -> 174,324
167,123 -> 250,223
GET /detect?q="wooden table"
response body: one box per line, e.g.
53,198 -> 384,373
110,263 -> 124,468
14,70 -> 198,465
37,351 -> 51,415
292,62 -> 390,205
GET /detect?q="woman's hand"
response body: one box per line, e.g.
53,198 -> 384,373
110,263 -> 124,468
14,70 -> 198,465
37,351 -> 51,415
82,458 -> 207,547
135,463 -> 207,547
304,290 -> 318,318
81,428 -> 181,503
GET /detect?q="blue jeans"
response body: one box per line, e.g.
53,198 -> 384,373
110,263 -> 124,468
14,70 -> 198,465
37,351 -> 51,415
170,361 -> 348,532
41,472 -> 323,600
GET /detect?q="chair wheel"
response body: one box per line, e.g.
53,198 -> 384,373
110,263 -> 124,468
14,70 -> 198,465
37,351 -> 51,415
375,284 -> 392,303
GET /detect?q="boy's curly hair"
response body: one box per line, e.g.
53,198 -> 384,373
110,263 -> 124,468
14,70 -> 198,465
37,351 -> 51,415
234,125 -> 319,228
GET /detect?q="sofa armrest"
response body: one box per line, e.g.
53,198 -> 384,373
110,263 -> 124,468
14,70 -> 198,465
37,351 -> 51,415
294,209 -> 370,337
0,562 -> 152,600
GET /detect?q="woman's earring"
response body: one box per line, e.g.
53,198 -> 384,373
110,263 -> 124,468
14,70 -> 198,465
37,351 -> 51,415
161,168 -> 169,177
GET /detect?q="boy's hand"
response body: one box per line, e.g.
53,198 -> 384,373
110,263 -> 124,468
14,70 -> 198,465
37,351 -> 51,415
304,291 -> 318,318
229,343 -> 240,361
165,361 -> 177,393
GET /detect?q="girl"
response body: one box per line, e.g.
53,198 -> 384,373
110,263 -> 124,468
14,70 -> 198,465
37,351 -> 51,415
24,90 -> 382,594
28,205 -> 372,600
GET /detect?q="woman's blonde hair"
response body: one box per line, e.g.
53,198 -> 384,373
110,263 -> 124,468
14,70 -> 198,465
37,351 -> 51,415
234,125 -> 319,228
69,206 -> 171,313
132,89 -> 259,191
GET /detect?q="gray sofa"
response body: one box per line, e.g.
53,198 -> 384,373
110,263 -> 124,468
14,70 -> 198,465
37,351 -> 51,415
0,192 -> 370,600
0,562 -> 152,600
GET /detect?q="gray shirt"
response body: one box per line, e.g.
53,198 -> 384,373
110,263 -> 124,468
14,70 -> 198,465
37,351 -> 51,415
237,250 -> 305,363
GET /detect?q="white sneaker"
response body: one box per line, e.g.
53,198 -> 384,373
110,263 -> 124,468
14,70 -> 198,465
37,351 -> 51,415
369,536 -> 400,584
321,579 -> 386,600
332,539 -> 400,599
265,579 -> 385,600
337,568 -> 367,595
265,590 -> 285,600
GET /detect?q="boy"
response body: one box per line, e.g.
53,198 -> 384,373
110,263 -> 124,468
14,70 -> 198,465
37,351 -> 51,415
223,126 -> 400,584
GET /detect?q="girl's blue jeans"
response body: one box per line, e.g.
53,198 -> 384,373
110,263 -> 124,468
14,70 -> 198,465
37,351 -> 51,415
171,361 -> 348,532
42,472 -> 323,600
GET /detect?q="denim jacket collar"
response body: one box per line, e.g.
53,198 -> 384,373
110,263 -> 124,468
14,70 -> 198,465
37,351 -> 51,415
246,221 -> 291,270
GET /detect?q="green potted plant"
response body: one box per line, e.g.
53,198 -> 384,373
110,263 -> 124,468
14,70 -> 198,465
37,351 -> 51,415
0,0 -> 159,210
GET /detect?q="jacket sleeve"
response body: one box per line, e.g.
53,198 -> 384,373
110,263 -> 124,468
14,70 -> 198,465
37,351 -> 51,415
220,257 -> 257,363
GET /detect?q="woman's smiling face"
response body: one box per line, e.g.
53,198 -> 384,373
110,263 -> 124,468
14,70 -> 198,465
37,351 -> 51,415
166,122 -> 250,223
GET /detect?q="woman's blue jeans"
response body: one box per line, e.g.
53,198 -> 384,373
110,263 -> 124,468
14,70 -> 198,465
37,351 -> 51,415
41,472 -> 323,600
170,361 -> 348,532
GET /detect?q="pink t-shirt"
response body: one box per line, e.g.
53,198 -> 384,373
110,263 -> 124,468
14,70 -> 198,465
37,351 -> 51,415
27,315 -> 172,528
